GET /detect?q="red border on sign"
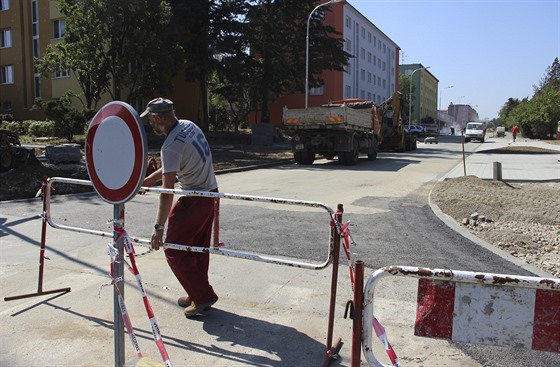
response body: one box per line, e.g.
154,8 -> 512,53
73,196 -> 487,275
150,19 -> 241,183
86,102 -> 145,204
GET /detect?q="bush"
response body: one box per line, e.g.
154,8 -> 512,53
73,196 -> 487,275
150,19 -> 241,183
27,120 -> 56,137
0,114 -> 14,122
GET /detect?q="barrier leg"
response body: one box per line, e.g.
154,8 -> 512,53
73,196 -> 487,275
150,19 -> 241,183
323,204 -> 344,366
4,178 -> 71,302
352,260 -> 364,367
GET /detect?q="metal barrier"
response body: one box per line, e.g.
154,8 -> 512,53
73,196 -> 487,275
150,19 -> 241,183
44,177 -> 335,269
361,265 -> 560,367
29,176 -> 347,365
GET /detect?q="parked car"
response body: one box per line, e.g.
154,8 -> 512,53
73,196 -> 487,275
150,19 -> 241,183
407,125 -> 425,137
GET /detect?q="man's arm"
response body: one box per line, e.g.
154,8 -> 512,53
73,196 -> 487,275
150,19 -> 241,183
150,171 -> 176,250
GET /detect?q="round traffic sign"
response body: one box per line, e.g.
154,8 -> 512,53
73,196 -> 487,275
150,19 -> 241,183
85,101 -> 147,204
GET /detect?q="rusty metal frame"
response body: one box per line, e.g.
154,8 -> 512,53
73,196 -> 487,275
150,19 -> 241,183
361,265 -> 560,367
40,176 -> 348,364
43,177 -> 336,269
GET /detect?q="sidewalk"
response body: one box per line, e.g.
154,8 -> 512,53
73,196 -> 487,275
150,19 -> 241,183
444,136 -> 560,182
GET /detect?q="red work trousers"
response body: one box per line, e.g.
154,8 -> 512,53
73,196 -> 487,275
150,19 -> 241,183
164,191 -> 218,305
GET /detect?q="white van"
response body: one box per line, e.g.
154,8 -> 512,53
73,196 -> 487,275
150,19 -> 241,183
465,122 -> 486,143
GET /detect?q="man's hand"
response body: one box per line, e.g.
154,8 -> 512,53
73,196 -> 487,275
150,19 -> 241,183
151,228 -> 164,250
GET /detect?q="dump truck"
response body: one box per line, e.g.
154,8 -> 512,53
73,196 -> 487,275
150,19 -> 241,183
282,92 -> 415,166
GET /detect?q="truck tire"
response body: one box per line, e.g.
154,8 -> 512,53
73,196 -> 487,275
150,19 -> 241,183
343,137 -> 359,166
294,150 -> 315,165
367,137 -> 378,160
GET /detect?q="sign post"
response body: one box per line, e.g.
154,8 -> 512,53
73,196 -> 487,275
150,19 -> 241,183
85,101 -> 147,366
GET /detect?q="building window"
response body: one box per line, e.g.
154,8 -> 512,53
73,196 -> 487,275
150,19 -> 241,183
1,0 -> 9,11
383,61 -> 386,71
345,39 -> 351,52
360,90 -> 365,99
309,85 -> 324,96
53,19 -> 66,39
54,70 -> 70,78
383,79 -> 386,88
34,75 -> 41,98
361,69 -> 365,81
361,27 -> 365,38
0,28 -> 11,48
373,75 -> 376,86
1,65 -> 14,84
377,76 -> 381,85
345,85 -> 351,98
346,64 -> 351,75
360,48 -> 365,59
368,32 -> 372,43
368,52 -> 372,63
367,72 -> 372,83
367,92 -> 372,100
345,16 -> 351,28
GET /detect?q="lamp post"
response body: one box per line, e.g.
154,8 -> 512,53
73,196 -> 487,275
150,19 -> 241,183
305,0 -> 342,108
408,66 -> 430,127
438,85 -> 453,134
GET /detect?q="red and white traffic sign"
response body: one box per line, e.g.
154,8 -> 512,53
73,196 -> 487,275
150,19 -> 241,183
85,101 -> 147,204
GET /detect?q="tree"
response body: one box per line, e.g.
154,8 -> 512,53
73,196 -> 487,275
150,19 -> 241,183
535,57 -> 560,93
37,0 -> 182,110
245,0 -> 350,123
498,97 -> 522,127
399,74 -> 412,119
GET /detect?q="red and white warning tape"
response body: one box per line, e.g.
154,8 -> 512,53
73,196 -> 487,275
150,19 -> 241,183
332,213 -> 400,366
113,226 -> 173,367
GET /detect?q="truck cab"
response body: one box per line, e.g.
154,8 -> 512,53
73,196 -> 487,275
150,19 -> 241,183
465,122 -> 486,143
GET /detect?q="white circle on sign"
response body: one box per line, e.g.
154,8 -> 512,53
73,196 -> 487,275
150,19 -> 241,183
92,115 -> 135,190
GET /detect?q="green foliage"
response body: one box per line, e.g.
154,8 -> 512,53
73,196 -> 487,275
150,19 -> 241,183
27,120 -> 56,137
33,95 -> 87,142
500,58 -> 560,139
37,0 -> 182,109
0,114 -> 14,122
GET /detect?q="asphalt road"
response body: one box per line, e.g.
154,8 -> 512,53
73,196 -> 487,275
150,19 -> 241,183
2,134 -> 558,366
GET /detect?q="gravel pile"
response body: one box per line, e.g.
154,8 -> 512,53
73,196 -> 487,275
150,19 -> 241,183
431,175 -> 560,277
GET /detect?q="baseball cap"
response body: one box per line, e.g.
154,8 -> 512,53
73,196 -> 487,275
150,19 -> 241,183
140,98 -> 174,117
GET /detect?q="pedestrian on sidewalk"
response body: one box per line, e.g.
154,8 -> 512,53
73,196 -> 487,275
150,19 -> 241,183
141,97 -> 219,318
511,125 -> 519,142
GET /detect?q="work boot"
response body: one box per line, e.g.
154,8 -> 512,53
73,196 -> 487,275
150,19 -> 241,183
184,298 -> 218,318
177,295 -> 192,308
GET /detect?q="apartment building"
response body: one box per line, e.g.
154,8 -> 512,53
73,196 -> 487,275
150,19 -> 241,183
264,1 -> 400,126
0,0 -> 201,122
400,63 -> 438,124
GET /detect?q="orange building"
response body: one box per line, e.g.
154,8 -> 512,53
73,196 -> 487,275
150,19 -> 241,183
263,1 -> 400,127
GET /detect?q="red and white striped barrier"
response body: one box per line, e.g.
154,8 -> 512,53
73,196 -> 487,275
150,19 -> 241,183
415,278 -> 559,353
362,266 -> 560,367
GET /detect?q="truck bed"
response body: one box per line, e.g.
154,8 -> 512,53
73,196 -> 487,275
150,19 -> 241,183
282,106 -> 373,131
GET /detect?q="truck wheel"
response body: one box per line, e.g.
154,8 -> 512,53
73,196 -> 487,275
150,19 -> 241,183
294,151 -> 315,165
343,137 -> 359,165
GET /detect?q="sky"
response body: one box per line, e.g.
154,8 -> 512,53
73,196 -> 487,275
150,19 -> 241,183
350,0 -> 559,120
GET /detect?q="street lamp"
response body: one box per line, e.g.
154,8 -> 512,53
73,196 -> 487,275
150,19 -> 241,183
408,66 -> 430,127
305,0 -> 342,108
438,85 -> 453,134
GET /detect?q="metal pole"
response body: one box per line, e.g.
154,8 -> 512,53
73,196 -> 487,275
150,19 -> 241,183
462,131 -> 467,176
351,260 -> 364,367
305,0 -> 341,109
324,204 -> 344,365
114,204 -> 125,367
